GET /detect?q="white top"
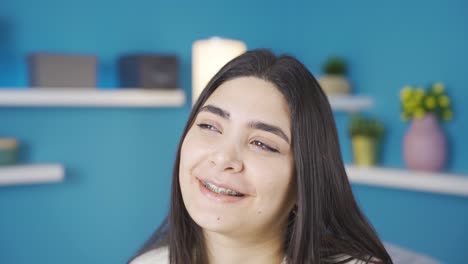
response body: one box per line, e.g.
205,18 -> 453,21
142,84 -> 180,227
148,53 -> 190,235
130,247 -> 363,264
131,247 -> 169,264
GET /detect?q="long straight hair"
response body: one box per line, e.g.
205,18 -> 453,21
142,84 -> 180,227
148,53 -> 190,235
130,49 -> 392,263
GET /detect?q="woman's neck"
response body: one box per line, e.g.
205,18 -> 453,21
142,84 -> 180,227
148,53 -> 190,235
203,230 -> 285,264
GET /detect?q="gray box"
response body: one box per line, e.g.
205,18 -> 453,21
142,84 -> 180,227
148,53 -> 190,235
118,54 -> 178,89
28,53 -> 97,88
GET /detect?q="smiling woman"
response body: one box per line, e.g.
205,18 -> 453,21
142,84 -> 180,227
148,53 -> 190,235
128,49 -> 393,264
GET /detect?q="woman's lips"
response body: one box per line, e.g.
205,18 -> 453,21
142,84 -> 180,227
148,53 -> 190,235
196,176 -> 244,194
197,179 -> 247,203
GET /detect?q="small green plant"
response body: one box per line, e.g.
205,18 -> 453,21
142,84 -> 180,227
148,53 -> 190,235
323,56 -> 347,75
400,82 -> 453,121
348,115 -> 385,139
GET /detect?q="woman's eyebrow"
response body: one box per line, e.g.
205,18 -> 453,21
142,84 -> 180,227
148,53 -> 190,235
200,104 -> 230,120
200,104 -> 290,144
248,121 -> 290,144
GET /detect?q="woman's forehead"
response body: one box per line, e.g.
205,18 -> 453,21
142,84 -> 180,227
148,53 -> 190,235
203,77 -> 291,129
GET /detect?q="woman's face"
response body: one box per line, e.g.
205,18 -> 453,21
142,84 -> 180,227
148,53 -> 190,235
179,76 -> 296,239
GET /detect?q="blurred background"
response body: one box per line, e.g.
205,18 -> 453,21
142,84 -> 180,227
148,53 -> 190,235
0,0 -> 467,263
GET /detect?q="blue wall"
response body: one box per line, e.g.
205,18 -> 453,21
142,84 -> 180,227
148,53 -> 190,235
0,0 -> 467,263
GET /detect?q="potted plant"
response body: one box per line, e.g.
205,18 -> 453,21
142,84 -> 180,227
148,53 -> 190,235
348,115 -> 385,166
318,56 -> 351,95
400,82 -> 453,171
0,138 -> 18,165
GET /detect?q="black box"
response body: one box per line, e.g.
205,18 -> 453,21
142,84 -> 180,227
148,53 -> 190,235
28,53 -> 97,88
118,54 -> 178,89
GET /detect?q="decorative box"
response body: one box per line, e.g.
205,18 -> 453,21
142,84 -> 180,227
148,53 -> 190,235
118,54 -> 178,89
28,53 -> 97,88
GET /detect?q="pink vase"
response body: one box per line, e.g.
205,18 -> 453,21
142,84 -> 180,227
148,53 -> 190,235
403,113 -> 447,171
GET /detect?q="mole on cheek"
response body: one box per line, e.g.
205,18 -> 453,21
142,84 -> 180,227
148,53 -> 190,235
217,217 -> 220,221
257,210 -> 262,215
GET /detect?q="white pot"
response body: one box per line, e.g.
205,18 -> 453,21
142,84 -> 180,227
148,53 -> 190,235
318,75 -> 351,95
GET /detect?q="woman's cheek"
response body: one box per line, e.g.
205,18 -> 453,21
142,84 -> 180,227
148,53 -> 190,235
182,132 -> 218,171
253,157 -> 292,195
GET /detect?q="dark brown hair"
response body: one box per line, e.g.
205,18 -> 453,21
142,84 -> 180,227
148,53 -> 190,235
130,49 -> 392,263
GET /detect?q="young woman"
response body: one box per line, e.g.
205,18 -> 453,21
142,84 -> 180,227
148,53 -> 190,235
129,49 -> 392,264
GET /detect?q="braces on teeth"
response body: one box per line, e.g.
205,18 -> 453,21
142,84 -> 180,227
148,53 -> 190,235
202,181 -> 244,197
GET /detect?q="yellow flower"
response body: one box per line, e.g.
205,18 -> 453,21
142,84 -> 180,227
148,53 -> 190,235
401,112 -> 410,121
432,82 -> 445,94
439,95 -> 451,107
400,86 -> 413,101
443,110 -> 453,121
399,83 -> 453,123
414,108 -> 425,119
414,88 -> 425,102
414,95 -> 422,103
425,96 -> 436,109
415,87 -> 425,96
404,100 -> 416,112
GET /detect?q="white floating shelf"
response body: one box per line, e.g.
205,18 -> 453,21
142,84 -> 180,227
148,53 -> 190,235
0,88 -> 185,107
328,95 -> 374,112
346,165 -> 468,197
0,164 -> 64,186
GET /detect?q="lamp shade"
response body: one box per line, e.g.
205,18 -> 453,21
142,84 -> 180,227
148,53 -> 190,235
192,37 -> 247,104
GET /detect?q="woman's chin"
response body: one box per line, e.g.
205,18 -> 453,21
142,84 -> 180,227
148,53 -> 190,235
191,211 -> 241,234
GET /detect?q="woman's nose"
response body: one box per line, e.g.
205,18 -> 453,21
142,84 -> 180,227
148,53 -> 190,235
209,143 -> 244,173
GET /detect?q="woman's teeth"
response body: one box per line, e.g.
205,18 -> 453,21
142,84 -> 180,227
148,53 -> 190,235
202,181 -> 244,197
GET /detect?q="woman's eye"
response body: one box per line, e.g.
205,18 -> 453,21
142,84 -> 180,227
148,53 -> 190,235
251,140 -> 279,153
197,123 -> 220,133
